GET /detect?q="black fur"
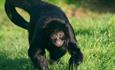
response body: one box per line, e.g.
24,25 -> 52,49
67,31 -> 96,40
5,0 -> 83,70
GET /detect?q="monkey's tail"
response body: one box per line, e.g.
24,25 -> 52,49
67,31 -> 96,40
5,0 -> 29,30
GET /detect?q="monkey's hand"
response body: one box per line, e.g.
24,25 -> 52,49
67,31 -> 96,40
69,56 -> 81,70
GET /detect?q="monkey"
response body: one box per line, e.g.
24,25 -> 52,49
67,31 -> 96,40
5,0 -> 83,70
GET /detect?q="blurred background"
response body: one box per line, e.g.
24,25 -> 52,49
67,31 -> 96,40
0,0 -> 115,70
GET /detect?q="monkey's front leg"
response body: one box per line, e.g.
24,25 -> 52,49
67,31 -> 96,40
68,42 -> 83,70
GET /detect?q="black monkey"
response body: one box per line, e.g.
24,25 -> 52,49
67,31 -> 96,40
5,0 -> 83,70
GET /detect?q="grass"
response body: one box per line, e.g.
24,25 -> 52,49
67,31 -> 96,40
0,1 -> 115,70
71,14 -> 115,70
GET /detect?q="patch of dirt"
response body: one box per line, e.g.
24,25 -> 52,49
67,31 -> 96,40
65,8 -> 91,19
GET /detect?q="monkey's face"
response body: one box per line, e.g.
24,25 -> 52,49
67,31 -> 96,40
50,31 -> 65,47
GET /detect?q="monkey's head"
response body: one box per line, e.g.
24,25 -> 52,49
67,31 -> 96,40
50,30 -> 65,47
45,20 -> 67,47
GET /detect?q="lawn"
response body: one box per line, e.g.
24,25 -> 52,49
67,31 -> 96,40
0,0 -> 115,70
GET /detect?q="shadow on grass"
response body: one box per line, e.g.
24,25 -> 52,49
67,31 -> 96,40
0,53 -> 69,70
0,53 -> 34,70
70,0 -> 115,13
81,1 -> 115,13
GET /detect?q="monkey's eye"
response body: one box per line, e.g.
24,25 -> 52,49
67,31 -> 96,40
58,33 -> 64,37
51,34 -> 57,39
59,34 -> 62,37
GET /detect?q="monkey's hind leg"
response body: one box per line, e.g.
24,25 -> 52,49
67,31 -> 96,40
28,47 -> 48,70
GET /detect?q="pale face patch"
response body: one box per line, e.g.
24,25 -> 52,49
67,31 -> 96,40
50,31 -> 65,47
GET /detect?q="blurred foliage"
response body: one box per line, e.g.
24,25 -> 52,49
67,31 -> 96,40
47,0 -> 65,5
47,0 -> 115,7
0,0 -> 5,9
47,0 -> 82,7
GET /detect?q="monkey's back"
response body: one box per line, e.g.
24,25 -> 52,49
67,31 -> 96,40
29,2 -> 68,29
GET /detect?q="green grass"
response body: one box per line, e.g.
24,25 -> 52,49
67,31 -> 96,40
70,14 -> 115,70
0,1 -> 115,70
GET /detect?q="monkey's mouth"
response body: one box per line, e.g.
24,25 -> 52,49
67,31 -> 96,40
55,40 -> 64,47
